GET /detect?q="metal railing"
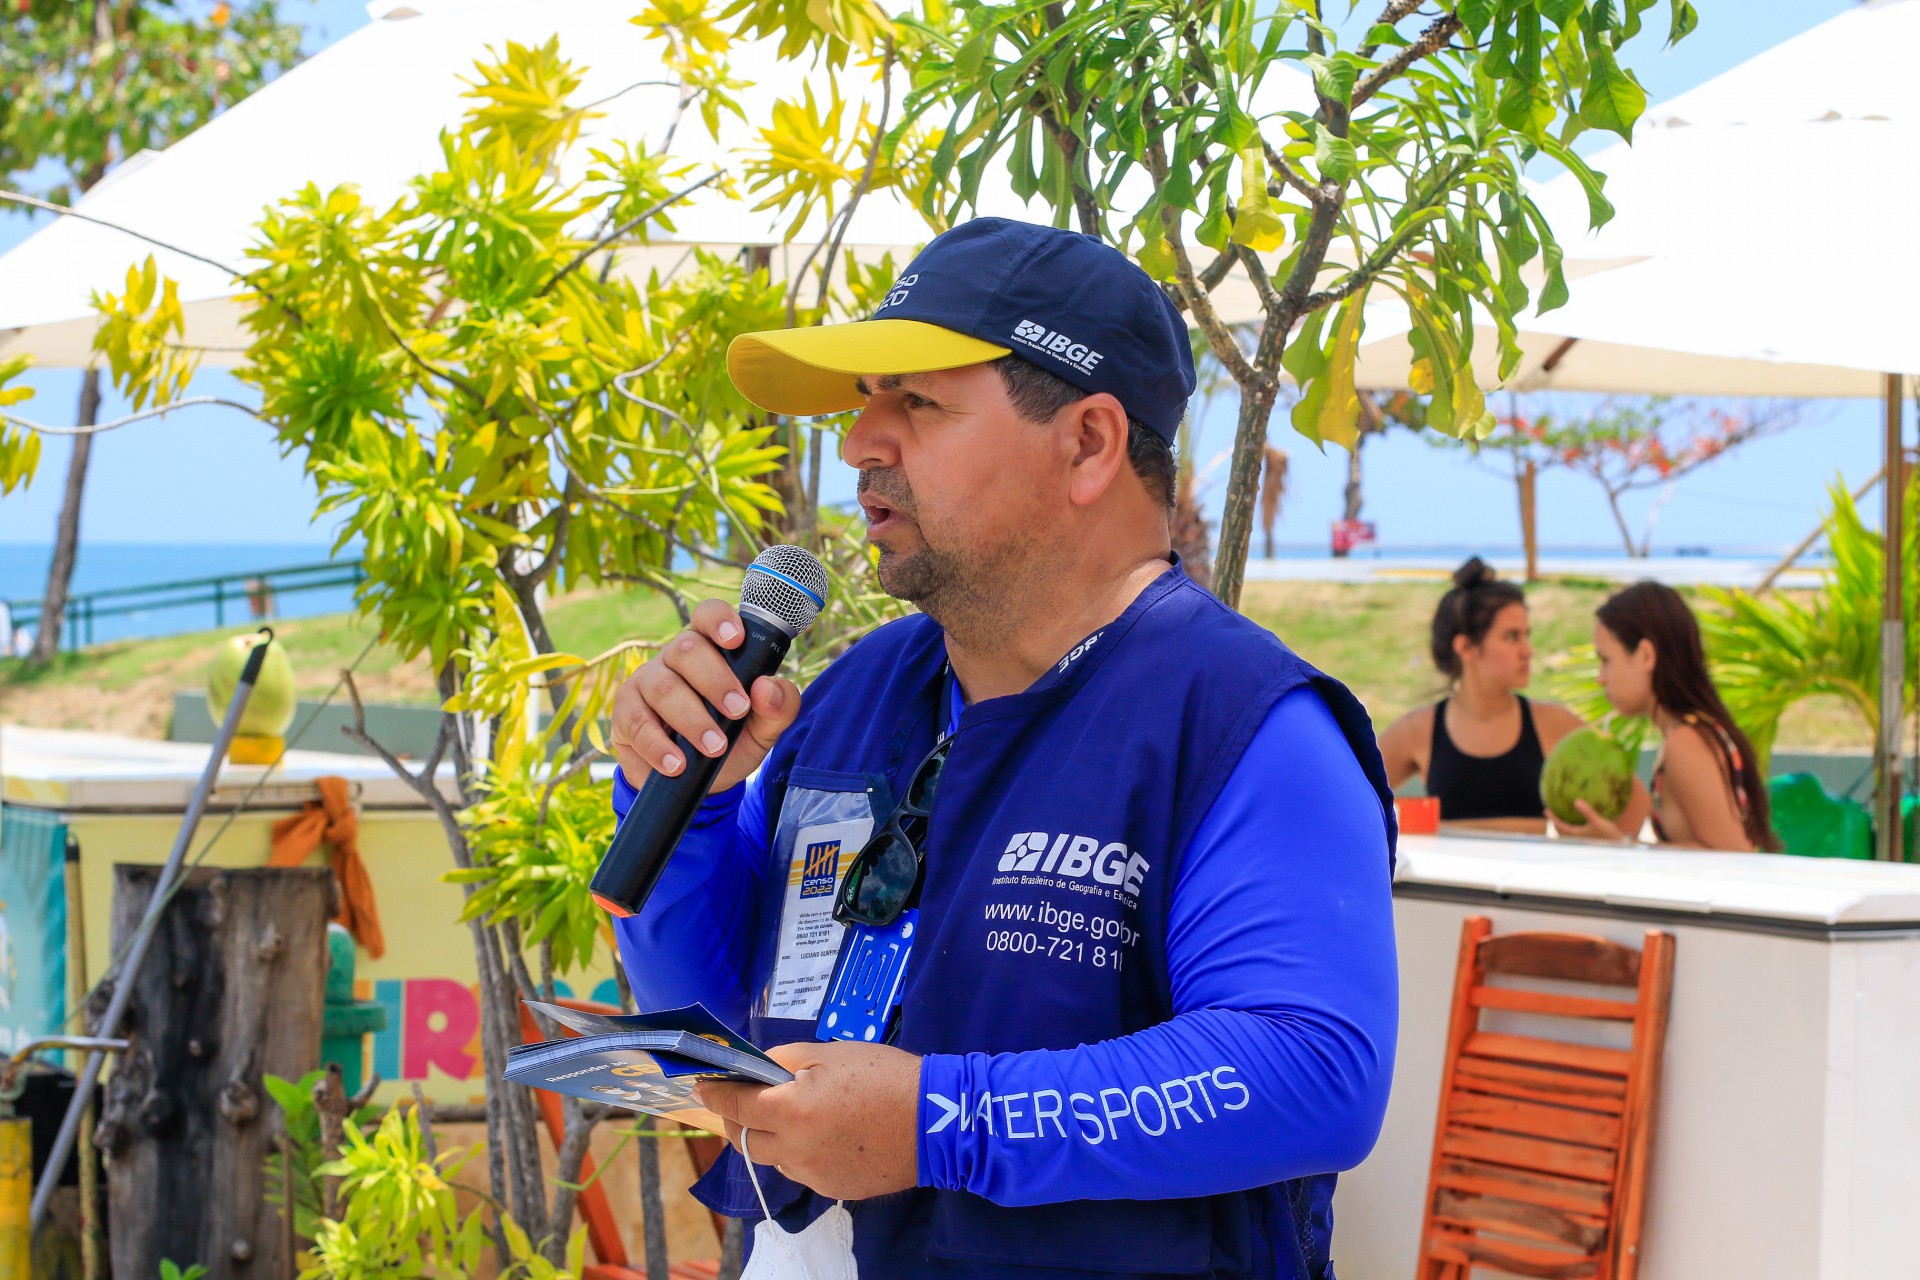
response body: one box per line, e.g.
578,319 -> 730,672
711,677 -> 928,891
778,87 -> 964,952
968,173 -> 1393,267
4,559 -> 365,650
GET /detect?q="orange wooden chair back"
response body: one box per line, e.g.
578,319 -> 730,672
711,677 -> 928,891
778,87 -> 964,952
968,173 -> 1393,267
516,998 -> 724,1280
1415,916 -> 1675,1280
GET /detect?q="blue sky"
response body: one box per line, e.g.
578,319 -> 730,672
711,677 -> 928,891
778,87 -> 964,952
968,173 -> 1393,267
0,0 -> 1882,552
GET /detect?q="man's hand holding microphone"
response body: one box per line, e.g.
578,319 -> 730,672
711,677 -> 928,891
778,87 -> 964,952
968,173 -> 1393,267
609,596 -> 804,798
595,547 -> 922,1200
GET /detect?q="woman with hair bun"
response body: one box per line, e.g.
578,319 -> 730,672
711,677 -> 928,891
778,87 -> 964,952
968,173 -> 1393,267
1379,557 -> 1648,834
1566,580 -> 1777,851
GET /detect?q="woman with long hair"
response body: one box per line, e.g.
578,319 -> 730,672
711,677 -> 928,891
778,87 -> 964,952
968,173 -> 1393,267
1380,558 -> 1645,834
1567,580 -> 1777,851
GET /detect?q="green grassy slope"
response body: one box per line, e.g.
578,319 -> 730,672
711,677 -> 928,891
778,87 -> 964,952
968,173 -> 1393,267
0,577 -> 1867,751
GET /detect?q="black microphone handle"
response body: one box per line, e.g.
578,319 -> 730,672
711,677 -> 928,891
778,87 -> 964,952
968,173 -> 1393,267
590,613 -> 794,917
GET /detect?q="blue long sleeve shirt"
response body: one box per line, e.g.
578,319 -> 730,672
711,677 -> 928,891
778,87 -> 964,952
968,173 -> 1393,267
611,684 -> 1397,1206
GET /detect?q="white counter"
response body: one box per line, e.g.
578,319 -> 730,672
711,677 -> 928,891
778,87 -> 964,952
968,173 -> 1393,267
0,723 -> 457,811
1335,832 -> 1920,1280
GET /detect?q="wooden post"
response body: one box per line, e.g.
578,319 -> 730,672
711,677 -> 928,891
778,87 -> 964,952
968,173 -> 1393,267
94,866 -> 330,1279
1878,375 -> 1907,862
1518,459 -> 1540,583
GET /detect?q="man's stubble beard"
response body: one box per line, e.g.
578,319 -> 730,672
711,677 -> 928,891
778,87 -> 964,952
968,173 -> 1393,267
863,471 -> 1045,648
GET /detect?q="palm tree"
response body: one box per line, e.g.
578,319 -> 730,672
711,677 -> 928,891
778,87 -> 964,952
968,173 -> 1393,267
1259,444 -> 1288,560
1703,477 -> 1916,767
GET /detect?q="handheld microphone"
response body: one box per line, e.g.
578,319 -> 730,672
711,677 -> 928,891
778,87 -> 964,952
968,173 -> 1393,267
590,544 -> 829,918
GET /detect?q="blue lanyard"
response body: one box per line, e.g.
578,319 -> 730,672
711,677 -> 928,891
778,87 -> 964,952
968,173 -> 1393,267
815,665 -> 958,1044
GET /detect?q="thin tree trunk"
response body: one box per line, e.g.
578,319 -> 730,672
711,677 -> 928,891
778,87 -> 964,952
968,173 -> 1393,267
639,1128 -> 669,1280
34,0 -> 113,664
1170,473 -> 1212,590
1211,380 -> 1281,608
1342,434 -> 1365,523
1518,459 -> 1539,582
719,1218 -> 745,1280
1603,486 -> 1638,559
803,424 -> 825,546
30,369 -> 101,663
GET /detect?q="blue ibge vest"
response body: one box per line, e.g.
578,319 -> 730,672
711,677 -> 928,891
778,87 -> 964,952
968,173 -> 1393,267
693,564 -> 1396,1279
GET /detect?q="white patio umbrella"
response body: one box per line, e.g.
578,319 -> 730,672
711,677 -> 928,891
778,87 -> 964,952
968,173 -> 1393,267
1353,118 -> 1920,395
0,0 -> 935,367
0,0 -> 1323,365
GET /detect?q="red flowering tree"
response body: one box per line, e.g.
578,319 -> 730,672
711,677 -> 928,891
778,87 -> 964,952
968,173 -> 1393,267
1479,397 -> 1798,558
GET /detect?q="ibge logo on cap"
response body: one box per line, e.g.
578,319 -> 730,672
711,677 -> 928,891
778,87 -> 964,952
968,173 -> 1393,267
1012,319 -> 1105,376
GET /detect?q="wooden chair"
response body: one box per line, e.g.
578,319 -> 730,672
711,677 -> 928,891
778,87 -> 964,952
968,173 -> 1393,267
516,998 -> 726,1280
1416,916 -> 1675,1280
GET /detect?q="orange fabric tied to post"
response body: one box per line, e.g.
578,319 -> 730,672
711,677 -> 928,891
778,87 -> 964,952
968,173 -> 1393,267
269,775 -> 386,958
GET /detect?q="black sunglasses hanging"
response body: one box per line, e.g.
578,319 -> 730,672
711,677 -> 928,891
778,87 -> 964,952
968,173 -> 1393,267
832,733 -> 953,927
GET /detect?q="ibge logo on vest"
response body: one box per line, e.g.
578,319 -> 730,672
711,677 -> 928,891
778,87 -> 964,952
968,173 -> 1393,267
997,830 -> 1149,901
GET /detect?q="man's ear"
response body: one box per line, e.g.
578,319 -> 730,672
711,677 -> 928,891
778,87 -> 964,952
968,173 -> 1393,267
1065,392 -> 1130,509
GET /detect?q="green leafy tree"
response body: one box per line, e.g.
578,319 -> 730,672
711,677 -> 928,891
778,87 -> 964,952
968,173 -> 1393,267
899,0 -> 1694,604
228,36 -> 793,1257
59,6 -> 921,1260
0,0 -> 303,661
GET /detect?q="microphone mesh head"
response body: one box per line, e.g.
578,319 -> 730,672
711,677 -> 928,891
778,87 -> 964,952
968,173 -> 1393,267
740,545 -> 829,636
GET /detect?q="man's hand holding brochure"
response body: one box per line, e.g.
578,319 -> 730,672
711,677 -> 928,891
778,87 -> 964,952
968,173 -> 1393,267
504,1000 -> 791,1135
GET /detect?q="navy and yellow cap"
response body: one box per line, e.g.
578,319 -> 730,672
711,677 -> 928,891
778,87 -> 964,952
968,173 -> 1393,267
726,218 -> 1196,441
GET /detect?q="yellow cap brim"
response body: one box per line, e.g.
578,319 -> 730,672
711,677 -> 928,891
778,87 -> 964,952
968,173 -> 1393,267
726,319 -> 1011,417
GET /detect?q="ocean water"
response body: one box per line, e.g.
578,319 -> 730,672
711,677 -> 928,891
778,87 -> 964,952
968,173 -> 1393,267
0,543 -> 360,649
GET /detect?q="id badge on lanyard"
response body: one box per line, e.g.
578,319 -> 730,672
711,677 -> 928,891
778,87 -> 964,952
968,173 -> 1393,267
815,668 -> 957,1043
816,908 -> 918,1043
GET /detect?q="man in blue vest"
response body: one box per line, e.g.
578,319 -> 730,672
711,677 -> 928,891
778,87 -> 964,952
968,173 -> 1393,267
607,217 -> 1397,1279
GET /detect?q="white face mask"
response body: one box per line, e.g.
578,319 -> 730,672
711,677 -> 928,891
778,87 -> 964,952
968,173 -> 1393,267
738,1130 -> 859,1280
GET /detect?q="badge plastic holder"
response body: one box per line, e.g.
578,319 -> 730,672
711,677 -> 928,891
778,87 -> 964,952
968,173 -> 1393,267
816,909 -> 917,1044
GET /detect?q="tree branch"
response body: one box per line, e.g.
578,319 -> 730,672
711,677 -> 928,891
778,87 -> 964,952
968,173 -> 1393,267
1197,248 -> 1238,294
1143,142 -> 1259,387
1234,241 -> 1286,317
536,746 -> 606,828
1040,3 -> 1102,235
0,188 -> 248,280
574,78 -> 681,115
2,395 -> 263,436
812,37 -> 898,316
539,170 -> 724,299
1352,13 -> 1464,109
1357,0 -> 1430,59
340,669 -> 456,819
1260,138 -> 1325,204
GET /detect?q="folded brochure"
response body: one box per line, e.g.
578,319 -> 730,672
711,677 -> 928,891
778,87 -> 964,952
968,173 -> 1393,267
504,1000 -> 791,1129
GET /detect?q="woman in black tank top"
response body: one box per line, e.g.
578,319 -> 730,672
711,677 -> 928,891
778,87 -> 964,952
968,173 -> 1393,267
1425,695 -> 1547,820
1378,559 -> 1598,831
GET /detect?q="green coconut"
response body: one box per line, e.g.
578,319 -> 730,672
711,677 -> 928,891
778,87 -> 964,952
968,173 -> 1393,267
1540,727 -> 1634,826
206,632 -> 298,739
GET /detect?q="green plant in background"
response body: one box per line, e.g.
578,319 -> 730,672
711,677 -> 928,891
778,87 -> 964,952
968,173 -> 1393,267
159,1262 -> 210,1280
899,0 -> 1694,605
1703,476 -> 1918,769
75,4 -> 920,1263
302,1104 -> 586,1280
1544,477 -> 1917,775
264,1071 -> 381,1245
